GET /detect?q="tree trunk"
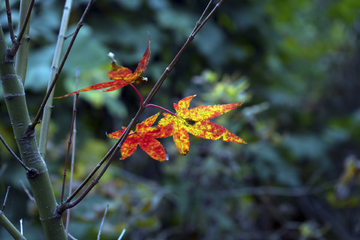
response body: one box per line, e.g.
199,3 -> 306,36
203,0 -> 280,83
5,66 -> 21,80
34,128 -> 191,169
0,27 -> 67,240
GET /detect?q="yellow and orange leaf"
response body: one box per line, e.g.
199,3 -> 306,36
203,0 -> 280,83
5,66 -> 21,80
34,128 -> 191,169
159,95 -> 247,155
54,35 -> 151,99
107,112 -> 172,161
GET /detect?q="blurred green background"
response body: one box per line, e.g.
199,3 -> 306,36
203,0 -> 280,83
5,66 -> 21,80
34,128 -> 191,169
1,0 -> 360,239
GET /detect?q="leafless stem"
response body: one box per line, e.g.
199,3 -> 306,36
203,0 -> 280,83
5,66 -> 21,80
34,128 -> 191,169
7,0 -> 35,57
5,0 -> 16,43
63,153 -> 111,206
68,233 -> 78,240
65,67 -> 80,237
97,205 -> 109,240
61,93 -> 79,203
191,0 -> 213,34
0,135 -> 31,172
118,229 -> 126,240
16,0 -> 34,44
63,143 -> 120,206
65,32 -> 75,40
65,107 -> 142,209
143,0 -> 224,106
39,0 -> 74,159
19,180 -> 35,202
1,186 -> 10,212
59,0 -> 225,212
29,0 -> 95,131
20,219 -> 23,235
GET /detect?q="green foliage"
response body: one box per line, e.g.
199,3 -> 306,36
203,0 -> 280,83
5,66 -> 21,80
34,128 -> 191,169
1,0 -> 360,239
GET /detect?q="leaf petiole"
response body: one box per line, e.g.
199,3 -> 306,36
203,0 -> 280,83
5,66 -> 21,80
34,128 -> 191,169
129,84 -> 144,106
146,104 -> 176,116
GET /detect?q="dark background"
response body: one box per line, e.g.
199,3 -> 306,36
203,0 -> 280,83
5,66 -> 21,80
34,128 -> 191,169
1,0 -> 360,239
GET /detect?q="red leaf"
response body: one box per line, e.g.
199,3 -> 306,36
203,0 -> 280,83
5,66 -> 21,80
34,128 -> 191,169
54,35 -> 151,99
108,112 -> 172,161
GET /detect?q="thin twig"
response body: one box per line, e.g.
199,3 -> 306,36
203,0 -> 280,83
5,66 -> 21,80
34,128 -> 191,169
65,108 -> 140,209
143,0 -> 224,106
65,32 -> 75,40
5,0 -> 16,43
1,186 -> 10,212
68,233 -> 78,240
15,0 -> 33,85
60,0 -> 225,211
61,93 -> 79,203
20,219 -> 23,235
29,0 -> 95,131
0,212 -> 26,240
97,205 -> 109,240
63,153 -> 112,206
64,102 -> 148,210
117,229 -> 126,240
63,106 -> 135,206
19,180 -> 35,202
39,0 -> 74,159
16,0 -> 34,44
0,135 -> 31,172
191,0 -> 213,34
7,0 -> 35,57
66,67 -> 79,237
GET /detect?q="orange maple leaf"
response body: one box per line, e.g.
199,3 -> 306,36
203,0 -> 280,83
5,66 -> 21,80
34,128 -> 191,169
107,112 -> 172,161
158,95 -> 247,155
54,35 -> 151,99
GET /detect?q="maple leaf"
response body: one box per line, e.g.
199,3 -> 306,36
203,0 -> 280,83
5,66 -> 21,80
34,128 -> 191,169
107,112 -> 172,161
158,95 -> 247,155
54,35 -> 151,99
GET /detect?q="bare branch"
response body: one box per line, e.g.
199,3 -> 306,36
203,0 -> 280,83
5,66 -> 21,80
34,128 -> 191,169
192,0 -> 223,36
20,219 -> 23,235
66,66 -> 80,237
0,212 -> 26,240
118,229 -> 126,240
191,0 -> 213,34
16,0 -> 34,45
143,0 -> 224,106
68,233 -> 78,240
0,135 -> 31,172
61,92 -> 79,203
65,107 -> 141,209
5,0 -> 16,43
19,180 -> 35,202
0,187 -> 26,239
7,0 -> 35,58
97,205 -> 109,240
1,186 -> 10,212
